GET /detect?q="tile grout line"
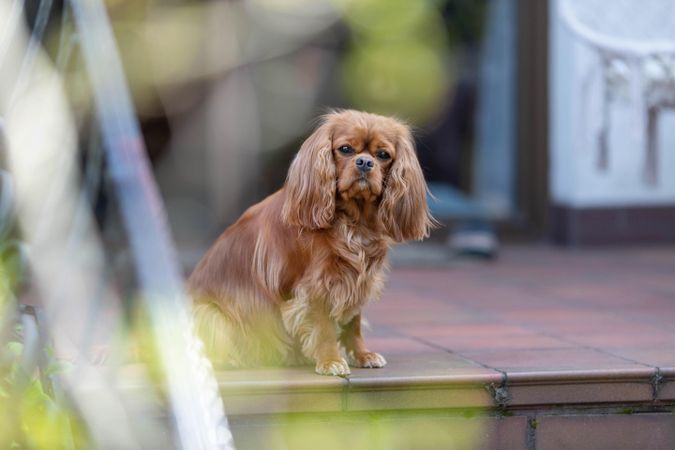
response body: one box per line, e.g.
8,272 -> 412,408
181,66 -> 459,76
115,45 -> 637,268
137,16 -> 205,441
487,277 -> 675,334
430,299 -> 671,377
377,324 -> 512,408
399,274 -> 675,334
525,416 -> 537,450
651,368 -> 663,401
374,287 -> 672,405
376,322 -> 671,406
515,326 -> 664,375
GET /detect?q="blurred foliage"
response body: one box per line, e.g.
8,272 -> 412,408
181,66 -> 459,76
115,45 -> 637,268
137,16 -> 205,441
0,245 -> 88,448
339,0 -> 454,124
1,365 -> 86,449
233,411 -> 485,450
342,42 -> 449,125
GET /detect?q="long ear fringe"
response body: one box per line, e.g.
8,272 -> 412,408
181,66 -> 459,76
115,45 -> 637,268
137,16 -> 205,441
282,121 -> 336,229
378,126 -> 435,242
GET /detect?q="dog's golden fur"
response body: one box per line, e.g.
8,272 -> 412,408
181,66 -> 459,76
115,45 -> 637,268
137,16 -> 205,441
188,110 -> 432,375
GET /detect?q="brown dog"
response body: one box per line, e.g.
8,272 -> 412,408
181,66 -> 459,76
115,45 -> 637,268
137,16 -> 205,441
188,109 -> 432,375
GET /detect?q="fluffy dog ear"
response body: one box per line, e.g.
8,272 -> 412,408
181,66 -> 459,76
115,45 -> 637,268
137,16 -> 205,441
378,126 -> 433,242
282,121 -> 336,229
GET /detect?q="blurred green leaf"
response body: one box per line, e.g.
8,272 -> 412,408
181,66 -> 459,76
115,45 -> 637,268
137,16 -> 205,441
45,360 -> 73,377
7,341 -> 23,357
342,42 -> 452,123
338,0 -> 454,124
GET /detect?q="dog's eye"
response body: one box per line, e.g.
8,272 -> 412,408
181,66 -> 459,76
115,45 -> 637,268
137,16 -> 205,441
376,150 -> 391,160
338,145 -> 355,155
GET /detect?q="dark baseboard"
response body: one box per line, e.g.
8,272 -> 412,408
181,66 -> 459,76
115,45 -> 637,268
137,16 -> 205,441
551,205 -> 675,246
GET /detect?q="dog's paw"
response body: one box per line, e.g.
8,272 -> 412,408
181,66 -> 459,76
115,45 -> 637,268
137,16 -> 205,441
315,358 -> 351,376
351,351 -> 387,368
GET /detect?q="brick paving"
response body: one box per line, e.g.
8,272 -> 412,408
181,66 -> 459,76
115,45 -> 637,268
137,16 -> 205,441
364,244 -> 675,377
221,244 -> 675,449
216,244 -> 675,417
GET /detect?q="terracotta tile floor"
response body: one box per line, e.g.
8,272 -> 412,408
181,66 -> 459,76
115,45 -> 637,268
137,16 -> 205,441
365,245 -> 675,377
217,244 -> 675,413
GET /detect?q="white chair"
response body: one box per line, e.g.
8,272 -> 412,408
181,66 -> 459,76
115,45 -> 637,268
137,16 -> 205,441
559,0 -> 675,184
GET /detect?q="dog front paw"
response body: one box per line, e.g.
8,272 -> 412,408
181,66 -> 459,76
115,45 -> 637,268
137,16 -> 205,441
350,351 -> 387,368
315,358 -> 351,376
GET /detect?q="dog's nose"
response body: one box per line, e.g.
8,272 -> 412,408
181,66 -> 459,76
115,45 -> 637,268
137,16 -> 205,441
355,156 -> 374,173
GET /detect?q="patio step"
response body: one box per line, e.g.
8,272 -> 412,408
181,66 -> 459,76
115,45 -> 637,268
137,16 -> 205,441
218,355 -> 675,450
218,245 -> 675,449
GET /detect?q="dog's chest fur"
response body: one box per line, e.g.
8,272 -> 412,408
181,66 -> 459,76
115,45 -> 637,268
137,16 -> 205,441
326,221 -> 388,323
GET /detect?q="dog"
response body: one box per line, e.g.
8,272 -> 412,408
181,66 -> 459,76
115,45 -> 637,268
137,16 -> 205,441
188,109 -> 433,376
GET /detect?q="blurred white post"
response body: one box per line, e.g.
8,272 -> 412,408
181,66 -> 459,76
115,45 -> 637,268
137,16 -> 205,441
68,0 -> 233,448
0,0 -> 165,446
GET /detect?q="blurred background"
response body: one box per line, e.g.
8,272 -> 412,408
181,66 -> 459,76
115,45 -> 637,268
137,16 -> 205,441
2,0 -> 675,447
107,0 -> 518,264
14,0 -> 673,263
70,0 -> 532,264
143,0 -> 529,262
79,0 -> 675,263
